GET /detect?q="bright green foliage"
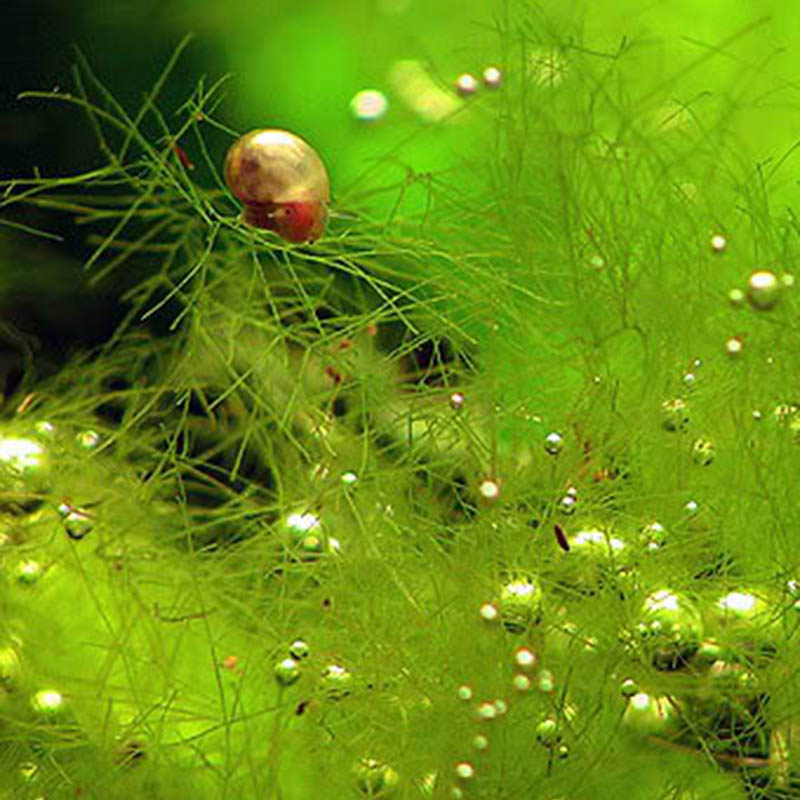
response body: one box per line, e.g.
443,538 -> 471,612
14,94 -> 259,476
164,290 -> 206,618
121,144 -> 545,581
1,3 -> 800,799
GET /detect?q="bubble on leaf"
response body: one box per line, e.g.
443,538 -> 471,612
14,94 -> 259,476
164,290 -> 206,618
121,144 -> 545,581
499,577 -> 542,633
620,677 -> 638,698
454,762 -> 474,780
641,521 -> 667,551
661,398 -> 689,432
289,639 -> 310,660
622,693 -> 680,736
512,673 -> 532,692
725,336 -> 743,356
15,560 -> 43,585
684,499 -> 698,514
472,734 -> 489,750
341,471 -> 358,487
274,657 -> 301,687
559,494 -> 577,514
75,429 -> 101,450
538,669 -> 555,693
454,73 -> 479,97
350,90 -> 389,121
482,66 -> 503,88
544,431 -> 564,455
457,684 -> 473,701
513,647 -> 536,671
710,234 -> 727,253
494,698 -> 508,715
781,272 -> 795,288
747,270 -> 780,310
535,718 -> 562,747
61,506 -> 94,540
31,688 -> 64,716
321,664 -> 353,700
683,372 -> 696,388
479,602 -> 499,623
284,510 -> 321,540
478,478 -> 501,502
691,437 -> 715,466
636,589 -> 703,669
475,701 -> 497,721
449,391 -> 465,411
728,288 -> 745,308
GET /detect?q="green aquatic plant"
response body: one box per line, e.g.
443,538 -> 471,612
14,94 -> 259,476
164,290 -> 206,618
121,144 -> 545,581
1,5 -> 800,799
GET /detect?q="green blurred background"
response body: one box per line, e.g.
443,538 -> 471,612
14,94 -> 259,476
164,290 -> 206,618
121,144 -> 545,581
1,0 -> 799,379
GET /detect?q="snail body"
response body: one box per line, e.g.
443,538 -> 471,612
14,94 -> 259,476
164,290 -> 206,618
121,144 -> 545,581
224,129 -> 330,243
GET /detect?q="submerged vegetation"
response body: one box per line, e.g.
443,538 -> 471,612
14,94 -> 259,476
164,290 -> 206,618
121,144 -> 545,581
1,5 -> 800,798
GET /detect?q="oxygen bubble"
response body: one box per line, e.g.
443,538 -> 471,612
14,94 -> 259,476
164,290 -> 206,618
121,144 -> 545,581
356,759 -> 399,797
274,657 -> 301,687
0,437 -> 46,482
747,270 -> 780,310
691,437 -> 715,466
482,66 -> 503,88
684,499 -> 698,514
622,693 -> 679,736
538,669 -> 555,693
494,699 -> 508,715
499,578 -> 542,633
661,398 -> 689,432
544,431 -> 564,455
512,673 -> 532,692
728,288 -> 746,308
350,90 -> 389,121
478,478 -> 501,501
454,762 -> 474,780
559,494 -> 577,514
61,506 -> 94,540
725,336 -> 743,356
641,521 -> 666,551
75,429 -> 101,450
683,372 -> 696,388
449,391 -> 465,411
15,560 -> 43,585
513,647 -> 536,671
341,471 -> 358,486
535,718 -> 561,747
781,272 -> 795,288
321,664 -> 353,700
710,234 -> 727,253
34,421 -> 55,438
289,639 -> 310,660
695,640 -> 723,667
475,701 -> 497,721
457,684 -> 473,701
31,688 -> 64,716
636,589 -> 703,669
472,734 -> 489,750
479,602 -> 499,623
454,73 -> 479,97
450,789 -> 464,800
284,511 -> 321,539
620,677 -> 638,698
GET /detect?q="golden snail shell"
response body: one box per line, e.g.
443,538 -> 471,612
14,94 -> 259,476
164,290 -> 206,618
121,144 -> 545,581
224,129 -> 330,243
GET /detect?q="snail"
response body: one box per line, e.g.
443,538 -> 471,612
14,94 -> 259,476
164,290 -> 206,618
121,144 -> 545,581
224,129 -> 330,243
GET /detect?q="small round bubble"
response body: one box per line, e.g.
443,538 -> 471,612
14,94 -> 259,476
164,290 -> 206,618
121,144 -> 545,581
454,73 -> 479,97
350,89 -> 389,121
